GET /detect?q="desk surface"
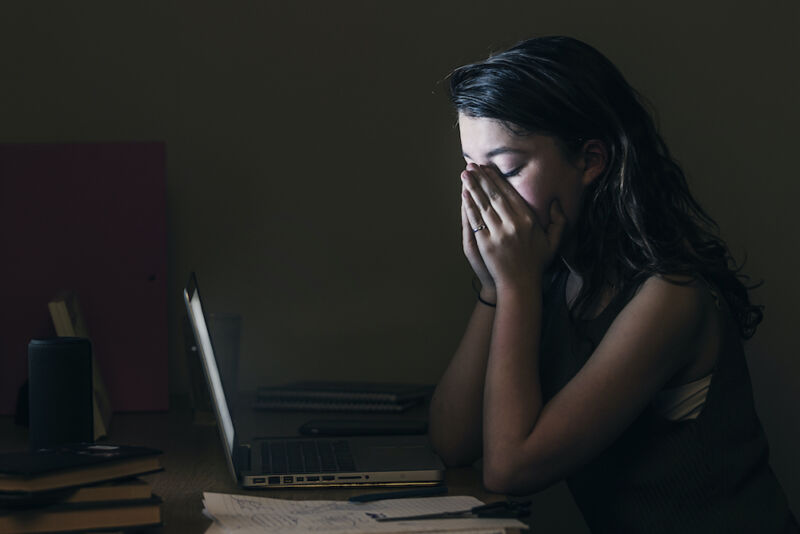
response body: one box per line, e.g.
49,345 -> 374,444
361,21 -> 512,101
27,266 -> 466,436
0,405 -> 506,534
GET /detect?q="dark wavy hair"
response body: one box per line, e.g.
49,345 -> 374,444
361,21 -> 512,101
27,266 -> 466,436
449,36 -> 762,338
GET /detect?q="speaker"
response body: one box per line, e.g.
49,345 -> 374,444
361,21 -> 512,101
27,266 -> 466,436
28,338 -> 93,450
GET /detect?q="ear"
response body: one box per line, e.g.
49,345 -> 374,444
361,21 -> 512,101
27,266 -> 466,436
579,139 -> 607,186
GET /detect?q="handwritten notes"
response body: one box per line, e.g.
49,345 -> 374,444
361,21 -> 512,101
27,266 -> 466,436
202,492 -> 527,533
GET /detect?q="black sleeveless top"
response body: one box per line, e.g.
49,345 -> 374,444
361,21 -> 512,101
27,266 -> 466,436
539,270 -> 798,533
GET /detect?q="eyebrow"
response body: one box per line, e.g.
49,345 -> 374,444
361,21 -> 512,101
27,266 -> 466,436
462,147 -> 528,159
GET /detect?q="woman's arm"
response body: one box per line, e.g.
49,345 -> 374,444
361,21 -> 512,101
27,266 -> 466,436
482,275 -> 711,494
429,191 -> 498,466
429,300 -> 494,466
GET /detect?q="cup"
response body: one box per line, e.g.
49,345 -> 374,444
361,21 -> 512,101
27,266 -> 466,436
28,338 -> 93,449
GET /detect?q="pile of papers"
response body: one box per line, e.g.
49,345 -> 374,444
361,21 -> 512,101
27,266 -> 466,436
202,492 -> 527,534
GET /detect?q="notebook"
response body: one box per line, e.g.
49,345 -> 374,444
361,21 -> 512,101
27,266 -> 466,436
254,381 -> 432,413
183,273 -> 444,488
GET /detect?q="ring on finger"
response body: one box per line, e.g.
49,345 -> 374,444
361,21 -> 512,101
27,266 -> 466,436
472,224 -> 487,233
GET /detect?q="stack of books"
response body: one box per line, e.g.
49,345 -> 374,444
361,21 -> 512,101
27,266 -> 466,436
0,443 -> 163,533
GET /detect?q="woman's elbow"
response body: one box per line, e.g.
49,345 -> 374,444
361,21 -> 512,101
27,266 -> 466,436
482,457 -> 520,494
429,432 -> 479,468
427,419 -> 482,467
482,454 -> 554,495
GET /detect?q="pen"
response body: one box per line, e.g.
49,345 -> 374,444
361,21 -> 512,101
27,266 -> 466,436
348,485 -> 448,503
375,499 -> 532,521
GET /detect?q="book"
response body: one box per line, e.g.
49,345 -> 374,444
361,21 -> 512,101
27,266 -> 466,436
59,478 -> 152,504
0,444 -> 162,494
0,495 -> 162,533
0,478 -> 152,509
47,290 -> 113,440
257,381 -> 433,403
253,398 -> 420,413
254,382 -> 432,413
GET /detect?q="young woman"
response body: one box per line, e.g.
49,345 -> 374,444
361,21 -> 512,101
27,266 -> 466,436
429,36 -> 797,532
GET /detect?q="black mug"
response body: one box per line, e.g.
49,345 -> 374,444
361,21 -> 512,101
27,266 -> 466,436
28,338 -> 94,450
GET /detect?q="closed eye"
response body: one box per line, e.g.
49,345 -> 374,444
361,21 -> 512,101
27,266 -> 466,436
500,166 -> 523,179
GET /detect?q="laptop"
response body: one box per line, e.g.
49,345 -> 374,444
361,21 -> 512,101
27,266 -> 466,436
183,273 -> 444,488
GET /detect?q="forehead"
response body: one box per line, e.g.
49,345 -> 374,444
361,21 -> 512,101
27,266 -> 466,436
458,114 -> 536,159
458,115 -> 515,146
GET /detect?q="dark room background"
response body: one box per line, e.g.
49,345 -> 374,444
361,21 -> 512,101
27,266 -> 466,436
1,1 -> 797,530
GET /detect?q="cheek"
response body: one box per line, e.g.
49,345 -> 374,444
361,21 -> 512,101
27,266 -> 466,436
510,183 -> 551,224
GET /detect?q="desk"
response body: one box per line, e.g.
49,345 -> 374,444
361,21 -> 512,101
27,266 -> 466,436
0,403 -> 509,534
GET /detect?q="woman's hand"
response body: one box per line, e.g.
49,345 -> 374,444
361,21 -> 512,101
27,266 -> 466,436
461,163 -> 566,292
461,187 -> 496,301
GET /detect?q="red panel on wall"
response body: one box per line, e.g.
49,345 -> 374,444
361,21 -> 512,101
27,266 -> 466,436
0,143 -> 168,414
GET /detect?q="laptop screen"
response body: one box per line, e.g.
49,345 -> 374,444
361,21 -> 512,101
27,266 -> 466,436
183,274 -> 236,466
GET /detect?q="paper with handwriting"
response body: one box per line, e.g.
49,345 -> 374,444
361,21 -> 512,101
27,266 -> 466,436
202,492 -> 527,533
204,523 -> 509,534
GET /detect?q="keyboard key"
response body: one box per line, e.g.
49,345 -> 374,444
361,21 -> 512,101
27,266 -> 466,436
260,439 -> 357,476
334,440 -> 355,471
269,442 -> 288,474
301,441 -> 321,472
318,442 -> 338,472
286,442 -> 305,473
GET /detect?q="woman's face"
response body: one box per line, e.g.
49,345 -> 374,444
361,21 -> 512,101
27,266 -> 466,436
458,114 -> 590,230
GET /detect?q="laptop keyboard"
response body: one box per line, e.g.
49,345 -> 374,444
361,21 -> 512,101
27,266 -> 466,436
261,440 -> 356,474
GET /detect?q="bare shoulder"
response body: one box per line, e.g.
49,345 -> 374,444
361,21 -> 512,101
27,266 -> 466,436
626,274 -> 722,384
634,274 -> 714,311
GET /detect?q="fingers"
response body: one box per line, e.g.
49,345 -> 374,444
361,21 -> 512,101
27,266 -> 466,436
478,164 -> 529,215
461,164 -> 524,221
461,195 -> 477,243
461,196 -> 469,237
462,187 -> 488,235
461,167 -> 497,222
